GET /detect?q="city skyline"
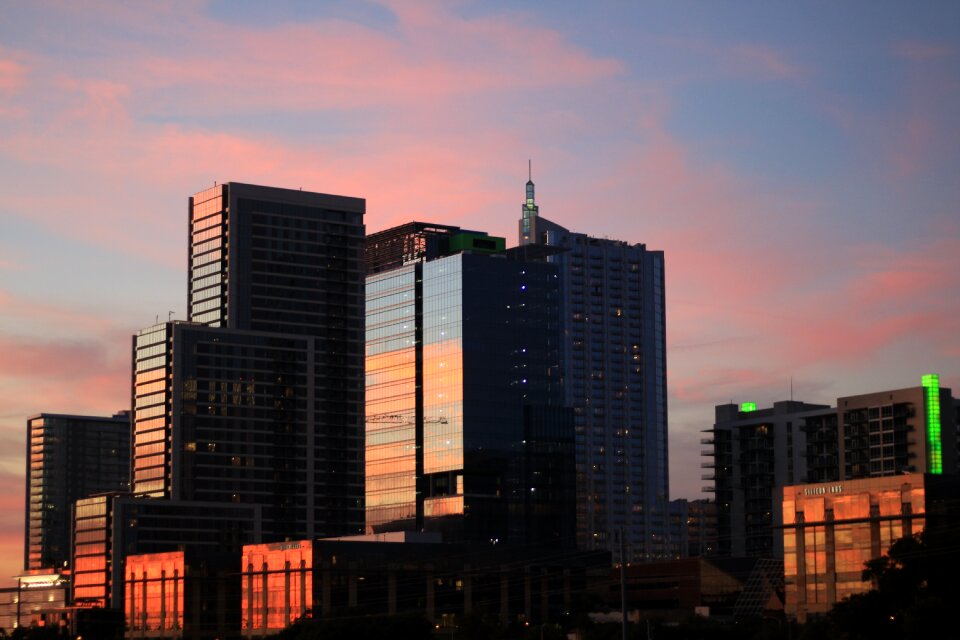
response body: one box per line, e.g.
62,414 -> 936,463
1,1 -> 959,587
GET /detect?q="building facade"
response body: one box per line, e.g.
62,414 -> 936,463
365,225 -> 574,546
518,177 -> 669,561
705,376 -> 957,560
24,412 -> 130,572
133,182 -> 366,536
238,538 -> 610,636
782,473 -> 960,621
707,401 -> 832,558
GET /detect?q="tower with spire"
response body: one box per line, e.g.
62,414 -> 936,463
516,168 -> 669,563
519,160 -> 539,245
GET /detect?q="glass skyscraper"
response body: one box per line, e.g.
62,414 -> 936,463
518,176 -> 669,561
365,225 -> 574,547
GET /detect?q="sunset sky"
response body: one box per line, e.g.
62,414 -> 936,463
1,1 -> 958,586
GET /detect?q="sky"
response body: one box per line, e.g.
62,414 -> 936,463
1,1 -> 958,586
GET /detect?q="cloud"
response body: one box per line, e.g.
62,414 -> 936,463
729,43 -> 806,80
0,57 -> 26,94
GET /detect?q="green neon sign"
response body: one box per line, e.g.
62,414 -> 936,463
740,402 -> 757,413
921,374 -> 943,474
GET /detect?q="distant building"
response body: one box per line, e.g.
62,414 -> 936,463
783,473 -> 960,621
705,376 -> 957,559
517,173 -> 669,562
0,570 -> 70,633
24,412 -> 130,572
668,499 -> 718,558
364,223 -> 574,547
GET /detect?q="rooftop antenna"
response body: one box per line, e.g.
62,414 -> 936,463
528,159 -> 532,181
790,377 -> 794,401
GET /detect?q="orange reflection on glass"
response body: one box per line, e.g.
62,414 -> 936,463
424,495 -> 464,518
126,552 -> 184,632
241,541 -> 313,634
422,340 -> 463,474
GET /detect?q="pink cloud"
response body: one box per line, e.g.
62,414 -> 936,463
0,469 -> 25,584
730,44 -> 806,80
893,40 -> 954,62
0,58 -> 26,94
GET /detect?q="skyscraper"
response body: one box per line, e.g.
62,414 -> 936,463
131,183 -> 366,537
24,412 -> 130,571
518,175 -> 669,561
365,224 -> 575,546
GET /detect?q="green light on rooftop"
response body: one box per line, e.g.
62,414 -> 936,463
740,402 -> 757,413
921,374 -> 943,474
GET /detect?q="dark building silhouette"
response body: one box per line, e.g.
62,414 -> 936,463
24,412 -> 130,572
364,223 -> 574,547
517,174 -> 669,561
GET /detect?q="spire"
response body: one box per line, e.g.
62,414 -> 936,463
520,160 -> 539,245
525,159 -> 536,208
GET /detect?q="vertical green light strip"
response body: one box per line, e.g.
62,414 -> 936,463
740,402 -> 757,413
921,373 -> 943,474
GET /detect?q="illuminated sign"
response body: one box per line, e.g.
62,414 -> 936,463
740,402 -> 757,413
803,484 -> 843,496
921,374 -> 943,474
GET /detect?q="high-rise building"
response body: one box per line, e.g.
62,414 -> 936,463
706,376 -> 957,560
24,412 -> 130,572
132,183 -> 366,536
518,175 -> 669,561
706,401 -> 832,558
364,224 -> 574,547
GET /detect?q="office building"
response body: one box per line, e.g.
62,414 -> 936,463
24,412 -> 130,572
706,401 -> 832,558
705,376 -> 957,559
518,175 -> 669,561
132,182 -> 366,535
365,223 -> 574,547
783,473 -> 960,621
72,493 -> 262,611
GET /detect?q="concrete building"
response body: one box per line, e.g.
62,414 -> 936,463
517,173 -> 668,562
706,401 -> 832,558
